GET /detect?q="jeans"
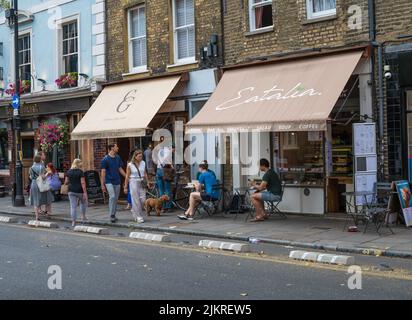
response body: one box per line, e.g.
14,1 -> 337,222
156,168 -> 172,209
68,192 -> 87,222
105,183 -> 121,218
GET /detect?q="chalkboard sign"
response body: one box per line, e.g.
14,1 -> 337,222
84,170 -> 104,202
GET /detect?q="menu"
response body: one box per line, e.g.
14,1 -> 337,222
353,123 -> 376,155
84,170 -> 104,202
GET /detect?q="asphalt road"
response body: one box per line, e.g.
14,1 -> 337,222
1,223 -> 412,300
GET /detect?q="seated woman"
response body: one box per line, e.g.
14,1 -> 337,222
178,162 -> 219,220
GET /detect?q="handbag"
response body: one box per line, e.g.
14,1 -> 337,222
60,184 -> 69,195
162,164 -> 175,182
36,176 -> 51,193
133,163 -> 148,190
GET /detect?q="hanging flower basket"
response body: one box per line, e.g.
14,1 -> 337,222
5,80 -> 31,95
36,121 -> 70,153
55,72 -> 78,89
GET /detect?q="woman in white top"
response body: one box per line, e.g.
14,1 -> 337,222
124,149 -> 151,223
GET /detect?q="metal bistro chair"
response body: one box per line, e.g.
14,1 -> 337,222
264,182 -> 287,219
194,183 -> 224,218
246,182 -> 286,221
363,182 -> 394,235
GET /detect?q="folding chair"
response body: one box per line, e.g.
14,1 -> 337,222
264,182 -> 287,219
194,183 -> 223,218
363,182 -> 394,235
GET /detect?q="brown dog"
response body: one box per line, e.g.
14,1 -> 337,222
144,195 -> 170,216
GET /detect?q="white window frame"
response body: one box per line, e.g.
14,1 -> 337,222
249,0 -> 273,32
306,0 -> 336,20
55,14 -> 80,79
17,30 -> 33,92
172,0 -> 196,65
128,5 -> 147,73
61,20 -> 79,74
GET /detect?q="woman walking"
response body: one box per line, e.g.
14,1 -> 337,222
65,159 -> 88,227
124,149 -> 149,223
29,153 -> 53,220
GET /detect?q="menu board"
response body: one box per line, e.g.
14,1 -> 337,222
354,173 -> 376,206
353,123 -> 376,155
84,170 -> 104,202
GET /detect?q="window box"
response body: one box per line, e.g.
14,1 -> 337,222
55,72 -> 78,89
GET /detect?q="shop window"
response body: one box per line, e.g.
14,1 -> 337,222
249,0 -> 273,32
70,113 -> 94,170
128,5 -> 147,72
0,129 -> 8,169
22,139 -> 35,160
278,132 -> 324,186
306,0 -> 336,20
407,91 -> 412,181
173,0 -> 195,63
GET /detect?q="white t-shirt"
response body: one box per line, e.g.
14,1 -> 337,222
128,161 -> 146,180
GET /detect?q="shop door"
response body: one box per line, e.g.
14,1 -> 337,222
21,137 -> 35,192
407,91 -> 412,181
116,138 -> 131,199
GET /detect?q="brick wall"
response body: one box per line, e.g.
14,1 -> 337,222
223,0 -> 369,66
93,139 -> 108,171
106,0 -> 223,81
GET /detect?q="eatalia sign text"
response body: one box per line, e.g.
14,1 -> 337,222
215,82 -> 322,111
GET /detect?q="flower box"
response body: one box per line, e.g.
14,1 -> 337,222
55,72 -> 78,89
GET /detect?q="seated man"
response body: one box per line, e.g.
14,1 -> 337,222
250,158 -> 282,222
178,162 -> 219,220
196,160 -> 216,180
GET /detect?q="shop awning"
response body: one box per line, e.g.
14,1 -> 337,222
186,51 -> 363,133
71,75 -> 181,140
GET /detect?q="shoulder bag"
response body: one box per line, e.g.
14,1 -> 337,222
133,163 -> 148,190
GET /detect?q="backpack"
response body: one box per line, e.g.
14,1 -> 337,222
48,173 -> 62,191
229,194 -> 245,214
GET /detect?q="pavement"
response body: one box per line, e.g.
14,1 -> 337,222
1,196 -> 412,259
1,223 -> 412,300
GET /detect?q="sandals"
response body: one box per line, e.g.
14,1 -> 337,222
250,218 -> 265,222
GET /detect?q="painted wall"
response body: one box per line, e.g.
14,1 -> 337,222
0,0 -> 105,95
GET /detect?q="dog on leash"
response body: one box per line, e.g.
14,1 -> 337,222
144,195 -> 170,216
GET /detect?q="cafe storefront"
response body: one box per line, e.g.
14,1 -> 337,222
186,48 -> 375,215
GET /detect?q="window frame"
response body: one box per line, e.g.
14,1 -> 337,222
127,5 -> 147,73
17,32 -> 32,92
248,0 -> 274,32
0,42 -> 3,56
61,20 -> 79,75
306,0 -> 337,20
172,0 -> 196,65
0,67 -> 3,81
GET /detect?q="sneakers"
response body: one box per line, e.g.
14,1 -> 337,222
110,216 -> 118,223
135,217 -> 144,223
177,215 -> 188,220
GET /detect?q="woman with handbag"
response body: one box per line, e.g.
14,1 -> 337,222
29,153 -> 53,220
64,159 -> 88,227
124,149 -> 150,223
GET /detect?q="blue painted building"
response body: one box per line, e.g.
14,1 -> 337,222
0,0 -> 106,186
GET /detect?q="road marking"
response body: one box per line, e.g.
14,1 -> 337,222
1,223 -> 412,281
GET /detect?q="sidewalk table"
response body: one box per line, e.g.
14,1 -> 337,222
342,190 -> 375,230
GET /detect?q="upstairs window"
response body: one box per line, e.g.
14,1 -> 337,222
62,21 -> 79,74
307,0 -> 336,20
0,42 -> 3,56
173,0 -> 195,63
128,5 -> 147,72
249,0 -> 273,32
0,67 -> 3,81
18,34 -> 31,89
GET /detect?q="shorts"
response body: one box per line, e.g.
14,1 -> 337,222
201,192 -> 218,202
260,191 -> 281,202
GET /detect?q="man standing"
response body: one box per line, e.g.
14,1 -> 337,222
144,144 -> 154,176
155,137 -> 173,212
250,158 -> 282,222
101,144 -> 126,223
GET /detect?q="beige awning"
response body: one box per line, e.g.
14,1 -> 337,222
186,51 -> 363,133
71,76 -> 181,140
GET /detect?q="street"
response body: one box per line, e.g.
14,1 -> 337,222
1,223 -> 412,300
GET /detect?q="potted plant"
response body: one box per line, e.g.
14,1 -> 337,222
55,72 -> 78,89
4,80 -> 31,95
36,120 -> 70,153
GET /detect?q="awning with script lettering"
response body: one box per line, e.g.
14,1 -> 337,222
186,51 -> 363,133
71,75 -> 181,140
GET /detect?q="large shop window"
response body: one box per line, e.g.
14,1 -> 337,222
249,0 -> 273,31
173,0 -> 195,63
306,0 -> 336,19
18,34 -> 31,92
62,21 -> 79,74
128,5 -> 147,72
0,129 -> 8,169
70,113 -> 94,170
276,132 -> 324,186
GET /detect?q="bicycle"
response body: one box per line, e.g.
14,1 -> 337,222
146,170 -> 190,211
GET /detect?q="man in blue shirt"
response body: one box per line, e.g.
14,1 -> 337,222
100,144 -> 126,223
178,162 -> 218,220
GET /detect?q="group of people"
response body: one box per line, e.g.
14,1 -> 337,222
29,139 -> 282,226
